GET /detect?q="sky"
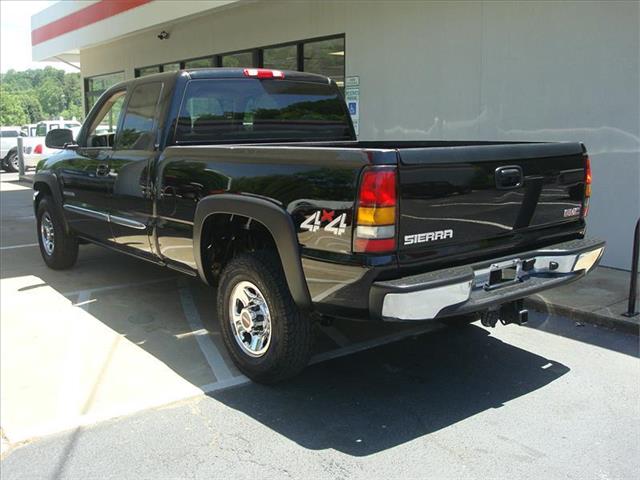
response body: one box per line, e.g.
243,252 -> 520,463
0,0 -> 78,73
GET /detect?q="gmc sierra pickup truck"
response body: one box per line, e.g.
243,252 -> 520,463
35,68 -> 604,383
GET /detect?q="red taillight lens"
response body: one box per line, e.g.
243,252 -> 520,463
583,154 -> 592,217
243,68 -> 285,79
354,238 -> 396,253
358,170 -> 396,207
34,144 -> 43,154
353,167 -> 397,253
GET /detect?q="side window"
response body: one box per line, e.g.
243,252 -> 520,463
85,91 -> 126,148
116,82 -> 163,151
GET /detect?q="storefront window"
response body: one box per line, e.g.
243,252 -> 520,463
221,51 -> 254,68
163,62 -> 180,72
263,45 -> 297,71
84,71 -> 125,114
136,66 -> 161,77
184,57 -> 214,69
303,37 -> 345,89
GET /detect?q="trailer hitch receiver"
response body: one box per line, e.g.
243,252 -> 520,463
480,300 -> 528,327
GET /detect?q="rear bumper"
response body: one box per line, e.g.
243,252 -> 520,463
370,237 -> 605,321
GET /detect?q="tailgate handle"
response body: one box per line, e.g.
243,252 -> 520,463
495,166 -> 523,190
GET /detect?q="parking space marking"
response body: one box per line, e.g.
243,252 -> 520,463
63,277 -> 178,298
57,291 -> 92,415
199,376 -> 250,394
178,284 -> 239,383
73,291 -> 95,311
0,243 -> 38,251
309,325 -> 442,365
311,282 -> 349,303
320,325 -> 351,347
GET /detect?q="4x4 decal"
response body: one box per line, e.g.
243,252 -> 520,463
301,210 -> 348,235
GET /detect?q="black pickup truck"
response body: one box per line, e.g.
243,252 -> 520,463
35,68 -> 604,382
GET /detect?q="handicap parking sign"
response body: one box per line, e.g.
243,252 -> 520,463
348,102 -> 357,115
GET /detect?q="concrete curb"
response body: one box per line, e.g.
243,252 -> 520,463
18,174 -> 33,184
525,296 -> 639,335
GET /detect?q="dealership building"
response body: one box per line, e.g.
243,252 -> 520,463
31,0 -> 639,270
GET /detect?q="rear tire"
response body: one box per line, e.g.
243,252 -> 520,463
4,151 -> 19,172
37,197 -> 78,270
217,252 -> 313,384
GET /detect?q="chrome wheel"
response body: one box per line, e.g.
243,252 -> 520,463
40,212 -> 55,255
229,280 -> 272,357
10,153 -> 19,171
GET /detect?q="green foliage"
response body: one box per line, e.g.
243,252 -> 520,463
0,67 -> 83,126
0,85 -> 28,125
37,78 -> 66,117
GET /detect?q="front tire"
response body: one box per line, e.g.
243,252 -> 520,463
37,197 -> 78,270
217,252 -> 313,384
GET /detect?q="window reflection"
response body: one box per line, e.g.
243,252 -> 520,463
263,45 -> 297,71
303,37 -> 345,90
221,52 -> 254,68
184,57 -> 214,69
85,72 -> 125,113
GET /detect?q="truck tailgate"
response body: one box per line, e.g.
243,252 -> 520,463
398,143 -> 587,264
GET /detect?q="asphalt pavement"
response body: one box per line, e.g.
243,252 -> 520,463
1,171 -> 639,479
2,314 -> 638,480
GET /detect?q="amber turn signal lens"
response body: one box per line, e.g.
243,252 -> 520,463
357,206 -> 395,226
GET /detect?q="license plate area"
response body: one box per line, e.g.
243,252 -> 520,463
484,259 -> 523,291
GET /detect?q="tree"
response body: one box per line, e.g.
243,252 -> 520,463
62,73 -> 82,111
37,78 -> 66,118
17,92 -> 44,123
0,86 -> 28,125
0,66 -> 83,123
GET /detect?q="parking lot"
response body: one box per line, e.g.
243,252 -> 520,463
0,172 -> 439,445
1,171 -> 639,479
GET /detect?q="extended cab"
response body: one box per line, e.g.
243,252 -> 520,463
34,68 -> 604,382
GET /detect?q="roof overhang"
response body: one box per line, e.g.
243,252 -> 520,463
31,0 -> 244,62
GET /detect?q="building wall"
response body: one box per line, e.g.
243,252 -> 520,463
80,0 -> 640,270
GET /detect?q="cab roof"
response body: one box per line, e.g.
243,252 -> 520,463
116,67 -> 334,88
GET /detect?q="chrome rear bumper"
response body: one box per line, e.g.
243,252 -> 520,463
370,237 -> 605,322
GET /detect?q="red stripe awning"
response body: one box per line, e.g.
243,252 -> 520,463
31,0 -> 152,46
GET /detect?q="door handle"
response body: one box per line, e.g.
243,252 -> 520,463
495,165 -> 524,190
96,164 -> 110,177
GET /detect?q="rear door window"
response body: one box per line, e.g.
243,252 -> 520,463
116,82 -> 163,150
175,79 -> 352,143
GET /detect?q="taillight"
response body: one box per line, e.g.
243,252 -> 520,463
583,154 -> 592,217
243,68 -> 285,79
353,167 -> 397,253
34,144 -> 43,154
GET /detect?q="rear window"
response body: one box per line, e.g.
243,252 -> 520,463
175,79 -> 352,143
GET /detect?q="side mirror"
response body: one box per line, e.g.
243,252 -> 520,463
45,128 -> 76,149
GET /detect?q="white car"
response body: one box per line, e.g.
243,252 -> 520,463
1,126 -> 27,172
34,120 -> 81,137
2,121 -> 83,172
24,124 -> 82,169
21,124 -> 39,137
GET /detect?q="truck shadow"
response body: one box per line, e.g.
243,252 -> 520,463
210,324 -> 569,457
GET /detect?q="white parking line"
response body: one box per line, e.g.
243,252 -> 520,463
0,243 -> 38,251
178,284 -> 238,383
199,376 -> 250,394
57,290 -> 92,416
320,325 -> 351,347
63,277 -> 178,297
309,324 -> 442,365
